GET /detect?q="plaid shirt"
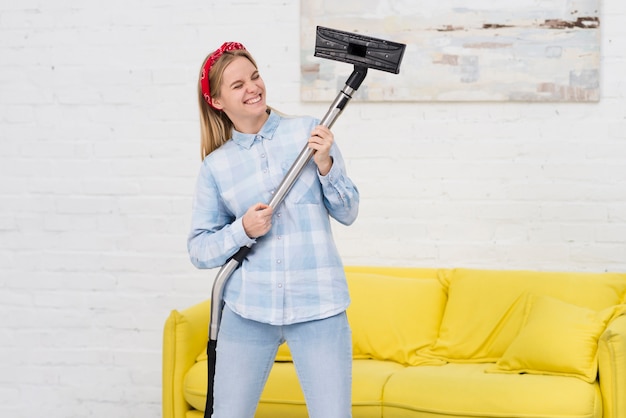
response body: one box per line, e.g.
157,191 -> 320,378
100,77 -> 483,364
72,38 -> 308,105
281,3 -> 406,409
188,111 -> 359,325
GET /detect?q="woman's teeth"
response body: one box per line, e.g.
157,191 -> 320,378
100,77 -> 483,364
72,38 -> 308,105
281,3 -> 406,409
245,96 -> 261,104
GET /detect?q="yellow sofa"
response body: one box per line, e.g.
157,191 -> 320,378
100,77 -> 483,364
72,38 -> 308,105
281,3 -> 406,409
163,266 -> 626,418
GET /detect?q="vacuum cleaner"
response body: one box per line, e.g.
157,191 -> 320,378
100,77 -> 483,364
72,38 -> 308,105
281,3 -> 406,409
203,26 -> 406,417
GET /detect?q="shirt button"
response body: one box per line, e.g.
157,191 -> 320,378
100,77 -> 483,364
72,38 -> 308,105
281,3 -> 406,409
276,259 -> 282,264
260,153 -> 266,158
277,236 -> 282,240
278,283 -> 283,288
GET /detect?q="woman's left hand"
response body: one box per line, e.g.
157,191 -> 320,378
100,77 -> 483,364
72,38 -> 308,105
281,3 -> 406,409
308,125 -> 334,176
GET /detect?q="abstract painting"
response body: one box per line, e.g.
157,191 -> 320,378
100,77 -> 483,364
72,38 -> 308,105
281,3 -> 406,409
300,0 -> 600,102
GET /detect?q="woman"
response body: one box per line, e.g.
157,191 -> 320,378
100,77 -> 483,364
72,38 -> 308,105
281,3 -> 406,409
188,42 -> 359,418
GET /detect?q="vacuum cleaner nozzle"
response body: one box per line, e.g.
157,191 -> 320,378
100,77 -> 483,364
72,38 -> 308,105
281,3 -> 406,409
314,26 -> 406,74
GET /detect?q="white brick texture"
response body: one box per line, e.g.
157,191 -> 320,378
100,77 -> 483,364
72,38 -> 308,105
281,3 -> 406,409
1,1 -> 625,417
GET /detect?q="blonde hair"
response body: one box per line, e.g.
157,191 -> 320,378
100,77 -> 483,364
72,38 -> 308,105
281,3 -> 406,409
197,49 -> 258,160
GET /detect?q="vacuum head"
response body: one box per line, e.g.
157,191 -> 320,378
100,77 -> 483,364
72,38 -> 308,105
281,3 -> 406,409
314,26 -> 406,74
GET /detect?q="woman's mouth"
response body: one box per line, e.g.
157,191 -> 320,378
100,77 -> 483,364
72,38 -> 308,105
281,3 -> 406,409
245,95 -> 262,105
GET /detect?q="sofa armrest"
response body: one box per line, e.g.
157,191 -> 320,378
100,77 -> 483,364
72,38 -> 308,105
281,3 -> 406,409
163,299 -> 211,418
598,314 -> 626,418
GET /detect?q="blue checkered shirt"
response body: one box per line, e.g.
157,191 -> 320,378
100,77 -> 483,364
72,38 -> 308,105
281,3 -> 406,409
188,111 -> 359,325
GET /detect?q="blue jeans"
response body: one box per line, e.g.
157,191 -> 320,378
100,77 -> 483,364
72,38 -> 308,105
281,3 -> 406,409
212,305 -> 352,418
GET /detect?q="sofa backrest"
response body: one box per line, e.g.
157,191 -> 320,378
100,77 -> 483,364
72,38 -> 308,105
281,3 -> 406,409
418,268 -> 626,363
277,266 -> 626,368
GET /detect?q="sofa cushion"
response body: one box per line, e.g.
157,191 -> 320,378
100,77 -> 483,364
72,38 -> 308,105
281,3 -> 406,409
258,359 -> 404,418
183,358 -> 404,417
183,359 -> 208,412
383,363 -> 602,418
418,268 -> 626,362
488,294 -> 626,382
346,271 -> 446,365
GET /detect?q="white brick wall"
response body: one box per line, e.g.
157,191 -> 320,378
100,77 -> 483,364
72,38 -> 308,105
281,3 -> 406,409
0,0 -> 625,417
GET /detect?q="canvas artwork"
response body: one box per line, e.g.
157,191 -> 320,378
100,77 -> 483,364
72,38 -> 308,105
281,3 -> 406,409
300,0 -> 600,102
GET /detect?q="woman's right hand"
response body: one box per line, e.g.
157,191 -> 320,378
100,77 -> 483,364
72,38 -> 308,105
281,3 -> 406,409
242,203 -> 273,238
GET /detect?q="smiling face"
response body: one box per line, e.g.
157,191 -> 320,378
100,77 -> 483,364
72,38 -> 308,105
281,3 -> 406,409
211,55 -> 268,133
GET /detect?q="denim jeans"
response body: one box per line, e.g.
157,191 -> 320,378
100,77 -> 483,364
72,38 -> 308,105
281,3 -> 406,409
212,305 -> 352,418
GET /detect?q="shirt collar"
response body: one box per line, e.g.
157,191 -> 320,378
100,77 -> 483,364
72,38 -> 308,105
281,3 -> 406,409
231,110 -> 280,149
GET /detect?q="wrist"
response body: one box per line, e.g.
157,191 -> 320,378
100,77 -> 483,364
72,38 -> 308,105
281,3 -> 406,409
317,157 -> 333,176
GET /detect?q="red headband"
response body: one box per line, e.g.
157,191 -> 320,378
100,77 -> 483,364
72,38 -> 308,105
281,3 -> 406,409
200,42 -> 247,110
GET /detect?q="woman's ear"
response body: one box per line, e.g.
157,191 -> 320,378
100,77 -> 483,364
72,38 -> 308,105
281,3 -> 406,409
211,97 -> 224,111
